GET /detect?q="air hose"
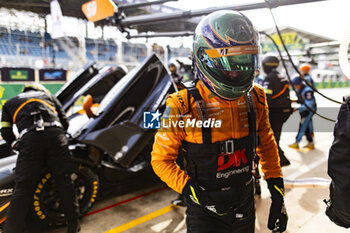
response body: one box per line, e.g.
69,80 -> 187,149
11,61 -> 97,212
261,31 -> 336,122
261,2 -> 339,122
264,0 -> 343,105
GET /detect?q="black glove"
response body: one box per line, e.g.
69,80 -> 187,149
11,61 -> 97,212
267,178 -> 288,232
182,179 -> 228,216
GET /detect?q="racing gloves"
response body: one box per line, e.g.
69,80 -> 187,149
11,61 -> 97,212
181,179 -> 228,216
267,177 -> 288,232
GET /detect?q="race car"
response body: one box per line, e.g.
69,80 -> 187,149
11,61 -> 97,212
0,54 -> 174,227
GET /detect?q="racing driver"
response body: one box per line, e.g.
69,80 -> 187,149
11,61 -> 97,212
151,10 -> 287,233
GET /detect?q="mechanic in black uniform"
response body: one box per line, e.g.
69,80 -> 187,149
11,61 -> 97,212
169,63 -> 184,90
0,83 -> 80,233
261,56 -> 292,167
325,94 -> 350,228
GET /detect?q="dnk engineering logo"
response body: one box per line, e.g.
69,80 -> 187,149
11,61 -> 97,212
143,110 -> 162,129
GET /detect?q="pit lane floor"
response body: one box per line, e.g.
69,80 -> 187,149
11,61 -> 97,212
44,88 -> 350,233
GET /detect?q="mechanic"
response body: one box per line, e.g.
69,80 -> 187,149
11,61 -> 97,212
289,76 -> 317,150
325,94 -> 350,228
169,63 -> 184,90
1,83 -> 80,233
261,55 -> 292,167
299,63 -> 315,141
299,63 -> 315,87
152,11 -> 287,233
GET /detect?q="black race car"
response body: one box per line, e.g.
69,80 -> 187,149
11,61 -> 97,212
0,54 -> 174,227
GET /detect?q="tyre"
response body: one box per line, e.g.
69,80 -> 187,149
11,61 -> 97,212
32,165 -> 99,226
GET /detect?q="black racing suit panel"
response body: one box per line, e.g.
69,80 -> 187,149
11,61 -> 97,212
186,180 -> 255,233
183,86 -> 256,233
327,95 -> 350,227
183,135 -> 256,233
183,135 -> 254,190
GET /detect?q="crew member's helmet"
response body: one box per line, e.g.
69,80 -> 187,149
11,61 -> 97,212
291,76 -> 303,86
262,55 -> 279,74
22,83 -> 48,93
300,63 -> 311,73
193,10 -> 261,100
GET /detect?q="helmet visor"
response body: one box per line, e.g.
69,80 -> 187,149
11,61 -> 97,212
199,45 -> 260,86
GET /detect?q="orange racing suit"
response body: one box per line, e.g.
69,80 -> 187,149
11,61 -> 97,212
151,80 -> 281,194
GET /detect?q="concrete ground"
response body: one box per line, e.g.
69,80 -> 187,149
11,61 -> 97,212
45,88 -> 350,233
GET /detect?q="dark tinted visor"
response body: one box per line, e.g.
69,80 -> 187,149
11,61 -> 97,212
198,45 -> 260,86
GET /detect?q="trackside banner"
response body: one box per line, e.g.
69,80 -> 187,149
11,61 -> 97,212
1,68 -> 35,82
0,84 -> 64,111
39,69 -> 67,82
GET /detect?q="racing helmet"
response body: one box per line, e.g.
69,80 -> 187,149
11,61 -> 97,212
22,82 -> 48,93
193,10 -> 261,100
262,55 -> 279,74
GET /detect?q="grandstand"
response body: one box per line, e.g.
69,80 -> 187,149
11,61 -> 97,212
0,24 -> 191,70
0,0 -> 195,71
